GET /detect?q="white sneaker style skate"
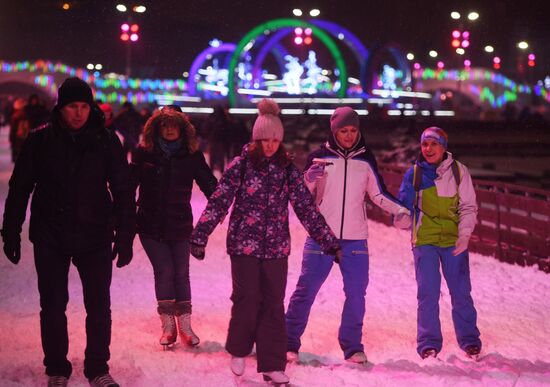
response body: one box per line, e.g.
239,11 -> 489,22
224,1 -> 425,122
230,356 -> 245,376
346,351 -> 368,364
262,371 -> 290,384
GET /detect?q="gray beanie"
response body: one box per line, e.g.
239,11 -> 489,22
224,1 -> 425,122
252,99 -> 284,142
330,107 -> 359,134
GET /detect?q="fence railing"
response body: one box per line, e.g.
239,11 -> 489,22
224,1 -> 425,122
366,164 -> 550,273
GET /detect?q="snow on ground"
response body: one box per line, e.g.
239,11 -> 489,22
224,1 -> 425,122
0,127 -> 549,386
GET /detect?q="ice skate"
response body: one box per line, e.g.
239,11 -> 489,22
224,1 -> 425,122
421,348 -> 438,359
465,345 -> 481,361
159,313 -> 177,349
177,313 -> 200,347
230,356 -> 245,376
262,370 -> 290,385
286,350 -> 299,363
346,351 -> 368,364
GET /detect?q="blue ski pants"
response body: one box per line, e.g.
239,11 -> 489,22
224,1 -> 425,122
286,237 -> 369,359
413,245 -> 481,356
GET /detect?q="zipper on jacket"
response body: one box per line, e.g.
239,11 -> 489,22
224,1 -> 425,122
339,157 -> 348,238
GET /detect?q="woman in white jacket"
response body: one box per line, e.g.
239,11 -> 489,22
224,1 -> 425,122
285,107 -> 410,364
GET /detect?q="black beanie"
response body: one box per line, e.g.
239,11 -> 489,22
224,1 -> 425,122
56,77 -> 94,108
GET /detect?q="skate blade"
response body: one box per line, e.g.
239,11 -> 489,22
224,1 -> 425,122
161,343 -> 175,351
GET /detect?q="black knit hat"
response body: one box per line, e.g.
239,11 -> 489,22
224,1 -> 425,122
56,77 -> 94,108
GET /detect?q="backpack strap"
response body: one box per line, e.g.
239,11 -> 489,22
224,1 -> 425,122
451,159 -> 461,188
412,164 -> 421,210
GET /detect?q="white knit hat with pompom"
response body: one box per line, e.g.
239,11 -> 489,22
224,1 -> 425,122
252,99 -> 284,141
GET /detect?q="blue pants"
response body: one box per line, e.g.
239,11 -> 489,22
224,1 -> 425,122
413,245 -> 481,356
286,238 -> 369,359
140,236 -> 191,302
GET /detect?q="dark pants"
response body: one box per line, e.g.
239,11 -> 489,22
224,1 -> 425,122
225,255 -> 288,373
34,243 -> 113,380
413,245 -> 481,355
140,236 -> 191,302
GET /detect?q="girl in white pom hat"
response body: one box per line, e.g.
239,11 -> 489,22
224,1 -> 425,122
190,99 -> 341,385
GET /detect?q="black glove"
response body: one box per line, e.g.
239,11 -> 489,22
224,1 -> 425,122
190,243 -> 205,260
325,246 -> 343,264
112,242 -> 133,268
1,230 -> 21,265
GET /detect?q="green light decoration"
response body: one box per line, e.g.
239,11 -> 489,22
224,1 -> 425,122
227,18 -> 348,107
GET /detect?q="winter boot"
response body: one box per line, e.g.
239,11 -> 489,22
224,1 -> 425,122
47,376 -> 68,387
175,301 -> 200,347
157,300 -> 177,348
89,373 -> 120,387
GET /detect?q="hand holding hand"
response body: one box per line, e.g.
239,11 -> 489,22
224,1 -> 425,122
325,246 -> 343,264
112,242 -> 133,267
305,163 -> 326,183
1,230 -> 21,265
190,243 -> 206,260
452,236 -> 470,256
394,207 -> 412,229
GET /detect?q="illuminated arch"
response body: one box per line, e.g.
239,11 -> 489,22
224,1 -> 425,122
188,43 -> 236,96
361,42 -> 411,94
251,28 -> 293,84
228,18 -> 348,107
309,20 -> 368,64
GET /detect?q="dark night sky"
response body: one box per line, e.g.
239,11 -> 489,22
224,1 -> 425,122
1,0 -> 549,82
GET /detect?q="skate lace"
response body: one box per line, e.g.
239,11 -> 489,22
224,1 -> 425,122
162,315 -> 176,333
91,373 -> 119,387
48,376 -> 68,387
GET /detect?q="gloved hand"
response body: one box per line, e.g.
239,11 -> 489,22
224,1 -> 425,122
190,243 -> 206,260
394,207 -> 412,229
112,242 -> 133,267
304,163 -> 326,183
325,246 -> 343,264
1,230 -> 21,265
452,236 -> 470,256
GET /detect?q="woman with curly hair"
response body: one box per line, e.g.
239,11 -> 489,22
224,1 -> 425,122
132,107 -> 217,349
189,99 -> 341,385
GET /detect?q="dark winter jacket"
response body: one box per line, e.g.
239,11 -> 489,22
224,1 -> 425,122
190,146 -> 339,259
131,144 -> 217,241
2,104 -> 135,253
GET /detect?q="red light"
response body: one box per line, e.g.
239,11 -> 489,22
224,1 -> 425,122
304,36 -> 312,45
528,60 -> 535,67
451,39 -> 460,48
120,33 -> 129,41
493,63 -> 500,70
130,24 -> 139,32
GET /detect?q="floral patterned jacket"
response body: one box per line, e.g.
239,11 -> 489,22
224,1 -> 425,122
190,148 -> 339,259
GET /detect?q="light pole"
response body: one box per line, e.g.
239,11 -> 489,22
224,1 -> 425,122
117,4 -> 146,77
449,10 -> 478,68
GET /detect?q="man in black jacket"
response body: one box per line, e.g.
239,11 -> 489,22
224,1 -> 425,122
1,77 -> 135,387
